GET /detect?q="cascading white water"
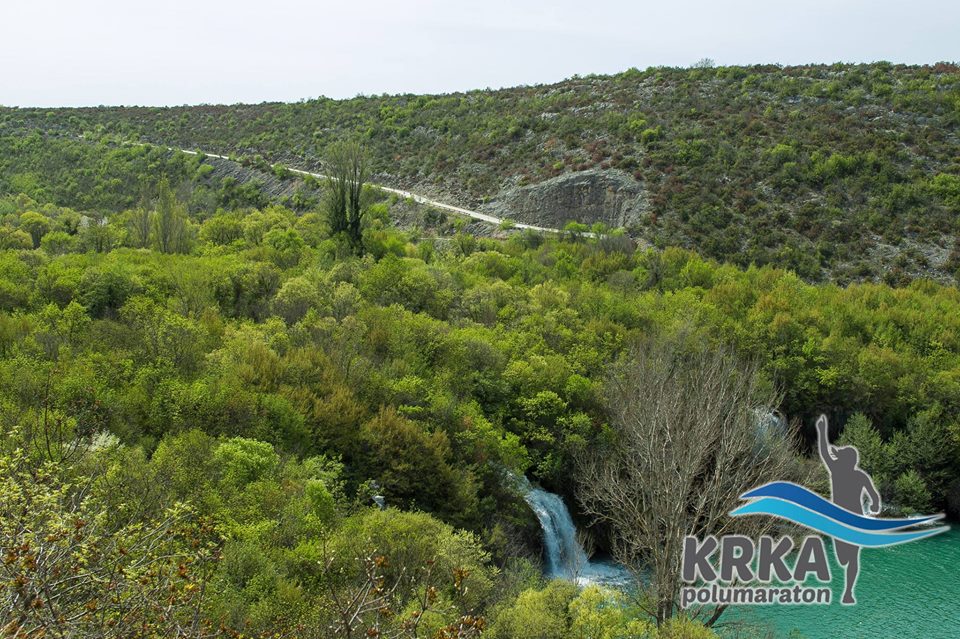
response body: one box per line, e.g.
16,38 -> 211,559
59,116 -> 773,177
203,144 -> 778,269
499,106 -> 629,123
511,473 -> 632,586
523,487 -> 590,579
508,409 -> 781,588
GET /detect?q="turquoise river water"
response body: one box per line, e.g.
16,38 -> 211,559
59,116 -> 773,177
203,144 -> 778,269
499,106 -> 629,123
724,526 -> 960,638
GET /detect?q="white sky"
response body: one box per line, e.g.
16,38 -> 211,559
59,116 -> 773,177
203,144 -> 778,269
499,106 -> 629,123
1,0 -> 957,107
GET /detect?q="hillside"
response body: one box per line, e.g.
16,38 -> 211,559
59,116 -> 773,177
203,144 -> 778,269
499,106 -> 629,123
2,62 -> 960,283
3,62 -> 960,637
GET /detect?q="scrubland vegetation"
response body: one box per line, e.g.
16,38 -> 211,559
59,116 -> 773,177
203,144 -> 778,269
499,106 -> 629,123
4,62 -> 959,281
1,62 -> 959,637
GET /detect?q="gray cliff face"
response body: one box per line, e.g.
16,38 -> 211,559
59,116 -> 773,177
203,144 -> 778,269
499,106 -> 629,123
480,169 -> 649,230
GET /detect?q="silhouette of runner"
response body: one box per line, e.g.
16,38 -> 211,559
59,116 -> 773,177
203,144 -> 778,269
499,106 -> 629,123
816,414 -> 881,604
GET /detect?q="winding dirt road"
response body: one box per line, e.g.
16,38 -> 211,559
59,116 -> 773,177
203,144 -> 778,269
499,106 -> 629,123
175,148 -> 575,235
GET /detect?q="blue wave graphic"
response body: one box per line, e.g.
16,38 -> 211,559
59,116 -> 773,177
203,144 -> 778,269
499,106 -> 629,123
730,497 -> 949,547
741,482 -> 943,531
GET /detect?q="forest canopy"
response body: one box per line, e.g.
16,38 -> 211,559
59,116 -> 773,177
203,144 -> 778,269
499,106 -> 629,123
1,66 -> 959,636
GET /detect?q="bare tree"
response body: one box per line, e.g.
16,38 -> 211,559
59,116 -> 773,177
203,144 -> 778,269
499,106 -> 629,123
577,335 -> 799,627
325,141 -> 366,252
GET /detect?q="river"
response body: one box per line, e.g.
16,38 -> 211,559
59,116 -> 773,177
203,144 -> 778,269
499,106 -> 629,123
518,476 -> 958,638
726,527 -> 960,638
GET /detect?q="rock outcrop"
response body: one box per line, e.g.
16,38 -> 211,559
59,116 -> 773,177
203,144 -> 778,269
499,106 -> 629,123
480,169 -> 648,230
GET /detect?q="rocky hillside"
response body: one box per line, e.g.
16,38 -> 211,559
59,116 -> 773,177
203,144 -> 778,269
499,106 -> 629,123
2,62 -> 959,283
480,168 -> 650,231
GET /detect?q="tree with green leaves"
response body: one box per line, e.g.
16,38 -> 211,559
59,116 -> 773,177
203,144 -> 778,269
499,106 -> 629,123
17,211 -> 50,248
128,206 -> 153,248
153,177 -> 188,254
0,440 -> 222,638
325,141 -> 366,252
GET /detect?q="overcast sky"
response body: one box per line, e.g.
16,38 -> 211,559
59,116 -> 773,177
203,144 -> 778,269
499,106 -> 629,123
2,0 -> 957,107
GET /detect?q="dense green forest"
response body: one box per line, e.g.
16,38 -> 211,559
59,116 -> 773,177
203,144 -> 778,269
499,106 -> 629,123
2,65 -> 960,638
3,63 -> 960,282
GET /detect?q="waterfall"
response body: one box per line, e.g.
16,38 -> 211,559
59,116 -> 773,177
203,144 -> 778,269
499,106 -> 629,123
524,487 -> 591,579
505,409 -> 784,587
510,472 -> 632,586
